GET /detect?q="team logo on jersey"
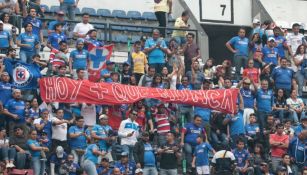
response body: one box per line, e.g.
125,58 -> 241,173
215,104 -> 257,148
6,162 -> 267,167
13,64 -> 32,87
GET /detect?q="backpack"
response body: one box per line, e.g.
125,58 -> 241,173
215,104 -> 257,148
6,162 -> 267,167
215,151 -> 234,174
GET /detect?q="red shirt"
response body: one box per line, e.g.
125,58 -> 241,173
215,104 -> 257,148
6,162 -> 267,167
270,133 -> 289,157
154,113 -> 170,134
243,68 -> 259,83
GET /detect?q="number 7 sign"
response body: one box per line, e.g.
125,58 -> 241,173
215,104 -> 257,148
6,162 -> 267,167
199,0 -> 234,24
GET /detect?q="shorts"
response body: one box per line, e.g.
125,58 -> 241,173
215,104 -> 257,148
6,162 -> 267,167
196,165 -> 210,175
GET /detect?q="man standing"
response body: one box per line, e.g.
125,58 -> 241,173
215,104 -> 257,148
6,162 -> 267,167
287,23 -> 307,57
51,108 -> 69,153
0,72 -> 13,106
226,28 -> 249,80
183,33 -> 200,73
172,10 -> 190,45
59,0 -> 79,20
186,60 -> 204,90
144,29 -> 168,73
69,38 -> 90,79
100,60 -> 115,83
0,20 -> 12,54
261,37 -> 280,68
154,0 -> 172,38
73,13 -> 94,38
48,10 -> 68,34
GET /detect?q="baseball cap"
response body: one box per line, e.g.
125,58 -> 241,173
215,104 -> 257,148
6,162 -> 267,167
56,146 -> 64,158
276,166 -> 287,172
253,19 -> 260,24
101,157 -> 109,162
123,62 -> 130,66
106,60 -> 115,65
40,108 -> 49,113
121,152 -> 129,157
99,114 -> 108,120
57,11 -> 65,15
268,37 -> 275,42
135,168 -> 143,174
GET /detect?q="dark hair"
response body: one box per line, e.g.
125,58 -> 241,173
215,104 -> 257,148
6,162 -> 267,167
249,113 -> 256,117
187,33 -> 195,38
148,66 -> 155,71
193,115 -> 202,120
134,41 -> 141,45
238,27 -> 246,32
203,58 -> 213,70
251,33 -> 261,44
295,44 -> 306,56
59,41 -> 67,45
23,22 -> 33,28
276,123 -> 284,129
76,68 -> 85,73
282,153 -> 290,158
56,108 -> 64,113
236,137 -> 245,144
32,54 -> 40,59
82,13 -> 90,17
87,29 -> 97,35
28,128 -> 36,135
283,119 -> 292,124
54,23 -> 63,30
181,10 -> 189,17
0,12 -> 9,22
292,23 -> 300,28
75,116 -> 84,121
151,74 -> 162,87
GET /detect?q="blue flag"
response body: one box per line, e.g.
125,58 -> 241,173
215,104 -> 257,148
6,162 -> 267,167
3,59 -> 41,90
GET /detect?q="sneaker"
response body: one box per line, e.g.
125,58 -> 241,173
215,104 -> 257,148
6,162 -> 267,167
10,163 -> 15,168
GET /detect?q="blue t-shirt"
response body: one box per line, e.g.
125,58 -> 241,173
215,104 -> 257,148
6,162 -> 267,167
225,111 -> 245,136
5,98 -> 25,123
17,32 -> 39,52
240,88 -> 255,109
84,38 -> 104,50
262,46 -> 279,65
144,143 -> 156,166
245,123 -> 259,136
38,119 -> 52,140
228,36 -> 249,56
144,38 -> 167,64
47,32 -> 67,50
288,137 -> 307,167
183,123 -> 205,146
114,161 -> 136,175
194,142 -> 213,166
48,20 -> 69,33
84,144 -> 99,164
50,153 -> 68,166
194,107 -> 211,122
100,69 -> 112,83
294,125 -> 306,136
256,89 -> 273,112
27,139 -> 41,157
91,124 -> 112,151
23,16 -> 42,41
0,30 -> 11,49
271,67 -> 293,90
68,125 -> 87,149
232,148 -> 250,168
29,108 -> 40,119
97,166 -> 112,175
70,49 -> 89,69
274,35 -> 286,58
0,81 -> 13,104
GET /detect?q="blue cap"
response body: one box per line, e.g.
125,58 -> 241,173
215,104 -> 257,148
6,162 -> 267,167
106,60 -> 115,65
123,61 -> 130,66
41,108 -> 49,113
121,152 -> 129,156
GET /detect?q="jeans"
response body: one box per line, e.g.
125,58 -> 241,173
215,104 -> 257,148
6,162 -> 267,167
271,157 -> 282,172
211,132 -> 228,147
174,36 -> 186,45
183,143 -> 195,171
143,166 -> 158,175
179,106 -> 194,123
159,169 -> 177,175
295,71 -> 304,97
157,134 -> 167,146
233,55 -> 248,81
154,11 -> 167,37
19,50 -> 36,63
71,149 -> 84,166
256,111 -> 269,133
83,159 -> 97,175
0,147 -> 16,161
60,3 -> 75,20
32,157 -> 46,175
273,109 -> 289,123
16,152 -> 27,169
122,145 -> 134,161
149,63 -> 165,74
289,110 -> 303,124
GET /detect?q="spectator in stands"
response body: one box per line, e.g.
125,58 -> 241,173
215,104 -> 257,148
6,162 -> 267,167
293,44 -> 306,96
183,32 -> 200,73
59,0 -> 79,20
133,131 -> 157,175
203,58 -> 214,80
271,57 -> 294,97
33,109 -> 52,145
245,114 -> 260,152
48,10 -> 68,34
0,72 -> 13,105
233,138 -> 254,175
80,103 -> 96,127
186,60 -> 204,90
279,153 -> 299,175
287,23 -> 307,57
5,47 -> 16,60
226,28 -> 249,80
261,37 -> 280,69
210,112 -> 228,148
83,141 -> 106,175
47,23 -> 67,50
51,109 -> 70,153
114,152 -> 136,175
118,109 -> 139,161
23,7 -> 43,50
0,20 -> 12,54
272,89 -> 289,123
243,59 -> 260,85
273,27 -> 289,59
138,66 -> 155,87
269,123 -> 289,172
172,10 -> 189,45
96,157 -> 112,175
286,89 -> 304,125
120,62 -> 131,85
69,38 -> 89,79
85,29 -> 104,48
215,59 -> 232,87
249,33 -> 263,68
180,115 -> 206,173
76,68 -> 86,80
59,154 -> 80,175
158,132 -> 181,175
9,126 -> 28,169
16,23 -> 39,63
48,41 -> 68,76
154,0 -> 172,38
144,29 -> 168,73
0,0 -> 19,15
27,129 -> 49,175
250,19 -> 260,36
255,79 -> 274,132
132,41 -> 148,83
211,145 -> 236,174
289,130 -> 307,171
294,115 -> 307,136
73,13 -> 94,38
100,60 -> 115,83
0,128 -> 16,168
50,146 -> 68,175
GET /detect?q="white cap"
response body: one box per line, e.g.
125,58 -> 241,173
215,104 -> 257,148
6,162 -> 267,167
253,19 -> 260,24
135,168 -> 143,173
0,20 -> 3,24
268,37 -> 275,42
56,146 -> 64,158
99,114 -> 108,120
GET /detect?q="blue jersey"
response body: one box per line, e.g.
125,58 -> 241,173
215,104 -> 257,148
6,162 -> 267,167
47,32 -> 67,50
100,69 -> 112,83
17,32 -> 39,52
23,16 -> 42,41
232,148 -> 250,168
29,108 -> 40,119
5,98 -> 25,124
68,125 -> 87,149
84,38 -> 104,50
194,107 -> 211,122
27,139 -> 41,157
256,89 -> 273,112
0,30 -> 10,49
50,152 -> 67,166
240,88 -> 255,109
288,137 -> 307,167
294,124 -> 306,136
183,123 -> 205,146
225,111 -> 245,136
271,67 -> 293,90
91,124 -> 112,151
70,49 -> 89,69
228,36 -> 249,56
262,46 -> 279,65
48,20 -> 69,33
144,38 -> 167,64
194,142 -> 213,166
144,143 -> 156,166
245,123 -> 259,136
274,35 -> 286,57
0,81 -> 13,104
114,161 -> 136,175
84,144 -> 99,164
97,166 -> 112,175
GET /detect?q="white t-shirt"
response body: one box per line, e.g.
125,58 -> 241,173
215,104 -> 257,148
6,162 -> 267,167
81,103 -> 96,126
286,97 -> 304,109
51,117 -> 67,141
73,22 -> 94,35
293,54 -> 305,72
286,33 -> 307,54
0,138 -> 9,146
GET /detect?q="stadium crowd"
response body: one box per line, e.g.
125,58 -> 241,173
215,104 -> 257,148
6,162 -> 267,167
0,0 -> 306,175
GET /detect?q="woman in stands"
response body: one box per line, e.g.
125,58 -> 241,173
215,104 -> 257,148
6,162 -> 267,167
203,58 -> 214,80
249,33 -> 262,68
0,13 -> 18,43
272,89 -> 289,123
293,44 -> 306,96
214,59 -> 232,88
